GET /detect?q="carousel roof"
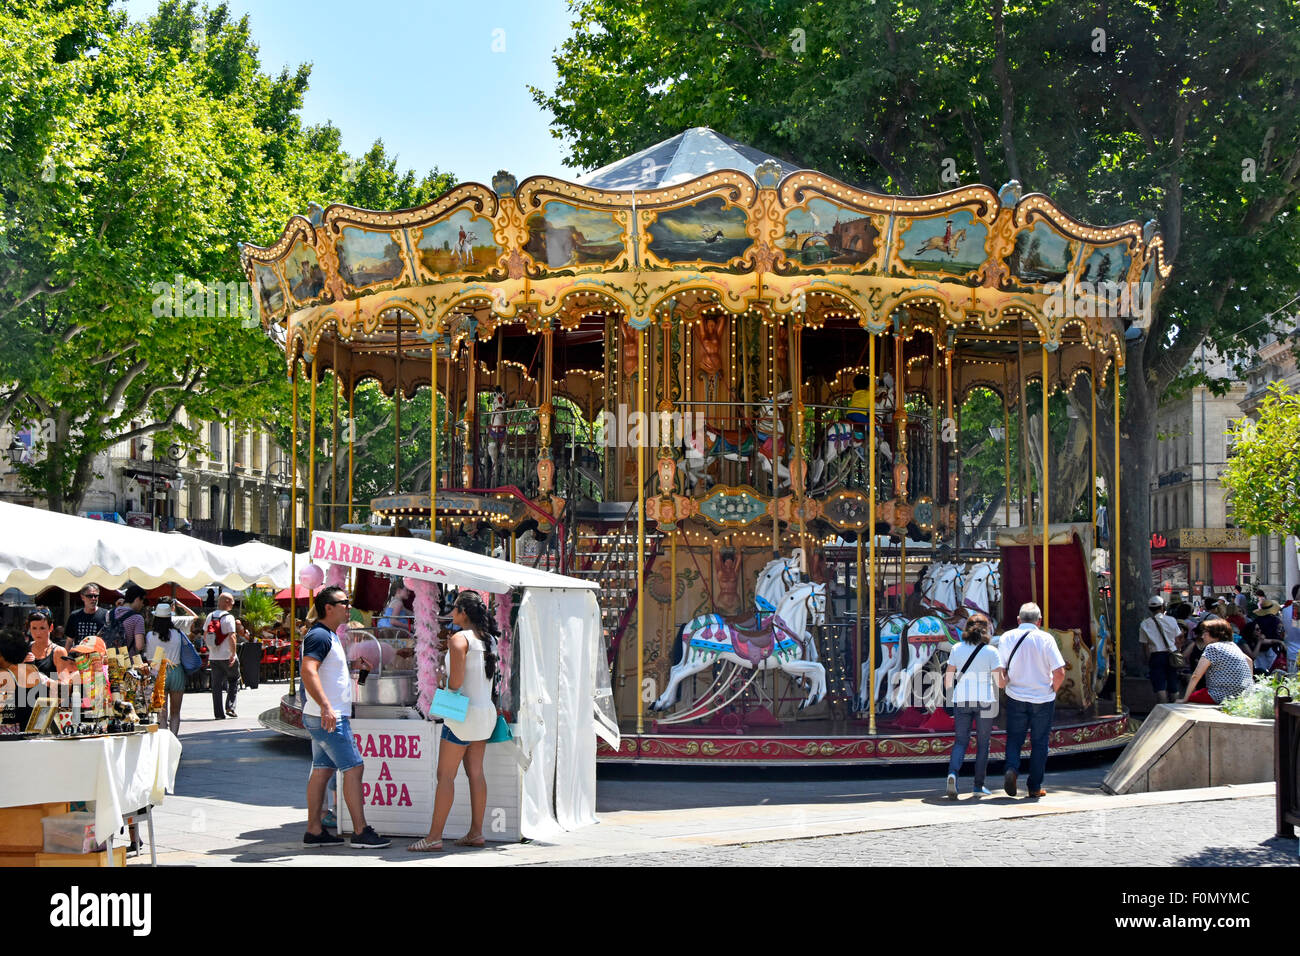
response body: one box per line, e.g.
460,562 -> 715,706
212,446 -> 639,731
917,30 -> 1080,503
240,128 -> 1172,398
577,127 -> 804,191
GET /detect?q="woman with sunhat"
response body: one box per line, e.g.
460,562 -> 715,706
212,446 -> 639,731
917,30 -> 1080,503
139,603 -> 187,734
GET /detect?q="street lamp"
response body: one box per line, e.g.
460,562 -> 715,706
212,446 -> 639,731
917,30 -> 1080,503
142,439 -> 184,531
265,457 -> 291,544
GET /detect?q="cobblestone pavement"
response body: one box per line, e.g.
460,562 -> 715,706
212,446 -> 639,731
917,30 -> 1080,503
531,796 -> 1297,867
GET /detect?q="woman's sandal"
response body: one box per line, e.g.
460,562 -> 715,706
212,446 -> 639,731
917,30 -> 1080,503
407,837 -> 444,852
454,835 -> 486,847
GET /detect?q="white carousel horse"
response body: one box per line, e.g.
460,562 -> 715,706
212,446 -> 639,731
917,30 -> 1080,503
685,551 -> 805,635
920,562 -> 966,615
961,560 -> 1002,617
453,229 -> 478,267
886,613 -> 959,711
485,388 -> 506,484
808,420 -> 893,489
653,582 -> 828,713
754,391 -> 792,488
856,613 -> 905,712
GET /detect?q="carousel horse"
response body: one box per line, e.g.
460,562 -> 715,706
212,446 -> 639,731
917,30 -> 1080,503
485,388 -> 507,485
686,551 -> 805,635
653,582 -> 828,713
753,392 -> 792,488
960,560 -> 1002,618
854,612 -> 958,713
920,562 -> 966,615
808,420 -> 893,490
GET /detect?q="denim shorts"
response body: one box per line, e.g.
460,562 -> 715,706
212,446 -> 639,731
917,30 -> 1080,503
440,723 -> 468,747
303,714 -> 364,772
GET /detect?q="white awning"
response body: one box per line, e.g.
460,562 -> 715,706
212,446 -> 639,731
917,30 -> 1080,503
229,541 -> 319,590
308,529 -> 598,594
0,502 -> 290,592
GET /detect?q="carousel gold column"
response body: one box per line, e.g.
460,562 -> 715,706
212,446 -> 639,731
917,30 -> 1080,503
635,323 -> 647,736
536,325 -> 555,499
462,333 -> 477,487
347,377 -> 355,524
1017,324 -> 1036,606
1042,340 -> 1050,628
867,331 -> 878,734
331,338 -> 339,531
1113,353 -> 1123,715
308,354 -> 317,533
430,326 -> 439,530
394,315 -> 403,494
289,358 -> 299,696
789,311 -> 807,555
1003,364 -> 1012,528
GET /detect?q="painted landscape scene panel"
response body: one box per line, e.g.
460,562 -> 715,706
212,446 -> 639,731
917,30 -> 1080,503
779,197 -> 878,266
1078,241 -> 1132,284
337,227 -> 404,287
253,263 -> 284,314
523,202 -> 623,268
1005,220 -> 1077,285
897,209 -> 988,275
417,209 -> 503,275
284,241 -> 325,302
647,196 -> 750,264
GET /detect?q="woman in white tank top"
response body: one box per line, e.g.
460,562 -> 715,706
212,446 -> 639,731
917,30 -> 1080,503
410,590 -> 499,852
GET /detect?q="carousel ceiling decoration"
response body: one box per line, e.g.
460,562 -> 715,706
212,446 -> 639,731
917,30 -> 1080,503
241,128 -> 1169,373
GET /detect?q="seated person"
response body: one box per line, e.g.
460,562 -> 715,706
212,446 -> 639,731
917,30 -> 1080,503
845,374 -> 872,425
1182,618 -> 1253,705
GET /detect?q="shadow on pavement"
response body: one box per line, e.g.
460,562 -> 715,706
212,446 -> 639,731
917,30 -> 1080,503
1176,840 -> 1297,867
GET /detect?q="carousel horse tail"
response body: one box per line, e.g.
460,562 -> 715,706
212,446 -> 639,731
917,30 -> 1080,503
671,622 -> 689,667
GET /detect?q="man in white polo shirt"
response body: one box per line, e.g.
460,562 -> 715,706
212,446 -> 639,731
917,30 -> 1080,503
993,602 -> 1065,799
300,585 -> 389,849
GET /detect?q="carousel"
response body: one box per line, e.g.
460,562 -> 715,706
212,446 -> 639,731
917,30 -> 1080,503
243,128 -> 1166,766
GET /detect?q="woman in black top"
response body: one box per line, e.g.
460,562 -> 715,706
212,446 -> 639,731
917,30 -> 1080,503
26,608 -> 67,679
0,628 -> 49,731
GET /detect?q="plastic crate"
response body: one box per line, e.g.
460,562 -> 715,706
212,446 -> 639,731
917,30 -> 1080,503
41,811 -> 104,855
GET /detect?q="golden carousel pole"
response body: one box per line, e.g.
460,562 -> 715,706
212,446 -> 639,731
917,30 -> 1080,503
635,323 -> 647,737
770,315 -> 780,553
1042,339 -> 1051,629
347,378 -> 355,525
790,312 -> 807,558
430,325 -> 438,534
946,339 -> 956,551
867,330 -> 878,734
289,357 -> 299,697
1113,352 -> 1123,715
1003,364 -> 1012,529
931,334 -> 939,518
308,354 -> 317,538
463,334 -> 477,487
895,330 -> 907,611
331,339 -> 339,531
394,315 -> 403,495
1017,323 -> 1036,606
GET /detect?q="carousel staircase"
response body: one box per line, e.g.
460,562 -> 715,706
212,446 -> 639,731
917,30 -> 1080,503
567,504 -> 663,660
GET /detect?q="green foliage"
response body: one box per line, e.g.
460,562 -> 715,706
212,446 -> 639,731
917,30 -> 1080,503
1220,383 -> 1300,540
239,586 -> 280,632
1220,671 -> 1300,719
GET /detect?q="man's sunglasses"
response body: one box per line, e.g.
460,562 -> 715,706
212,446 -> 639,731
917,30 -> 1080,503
327,599 -> 351,607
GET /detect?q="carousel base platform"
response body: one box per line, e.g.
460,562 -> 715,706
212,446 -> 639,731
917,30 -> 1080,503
598,707 -> 1135,767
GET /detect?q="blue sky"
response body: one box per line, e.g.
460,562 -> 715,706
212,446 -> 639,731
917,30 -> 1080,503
117,0 -> 580,185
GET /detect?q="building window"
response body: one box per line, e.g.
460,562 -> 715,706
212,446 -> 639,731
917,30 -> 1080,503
209,486 -> 221,523
209,423 -> 222,462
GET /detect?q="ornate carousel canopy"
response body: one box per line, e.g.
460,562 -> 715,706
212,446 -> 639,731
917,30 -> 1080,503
240,127 -> 1170,399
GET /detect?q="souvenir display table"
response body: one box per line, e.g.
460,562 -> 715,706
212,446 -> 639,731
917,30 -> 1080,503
0,726 -> 181,866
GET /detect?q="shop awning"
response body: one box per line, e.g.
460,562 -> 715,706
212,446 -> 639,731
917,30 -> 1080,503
308,528 -> 610,838
0,502 -> 292,593
308,529 -> 599,594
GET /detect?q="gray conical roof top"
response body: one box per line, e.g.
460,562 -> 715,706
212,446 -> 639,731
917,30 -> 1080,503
577,127 -> 804,191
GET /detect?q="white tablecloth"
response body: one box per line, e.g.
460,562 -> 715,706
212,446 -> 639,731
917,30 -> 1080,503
0,730 -> 182,844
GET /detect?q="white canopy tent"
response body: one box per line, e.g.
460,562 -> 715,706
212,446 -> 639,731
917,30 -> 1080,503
229,541 -> 321,590
308,529 -> 619,838
0,501 -> 291,593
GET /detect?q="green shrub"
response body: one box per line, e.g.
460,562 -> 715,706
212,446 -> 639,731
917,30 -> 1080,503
240,588 -> 281,633
1220,672 -> 1300,719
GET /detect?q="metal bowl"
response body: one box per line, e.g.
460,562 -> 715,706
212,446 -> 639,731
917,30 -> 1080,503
352,670 -> 417,706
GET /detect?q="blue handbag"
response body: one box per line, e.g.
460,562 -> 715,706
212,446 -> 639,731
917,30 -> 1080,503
178,632 -> 203,674
486,714 -> 512,743
430,687 -> 469,722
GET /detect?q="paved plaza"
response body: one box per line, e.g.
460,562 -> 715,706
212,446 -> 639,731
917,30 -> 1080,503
138,683 -> 1294,867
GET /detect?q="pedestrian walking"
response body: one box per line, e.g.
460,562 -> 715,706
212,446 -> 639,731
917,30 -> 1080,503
204,593 -> 240,718
943,612 -> 999,798
994,602 -> 1065,799
1138,595 -> 1182,704
300,585 -> 389,848
409,590 -> 499,852
101,584 -> 147,653
139,604 -> 187,734
1283,585 -> 1300,676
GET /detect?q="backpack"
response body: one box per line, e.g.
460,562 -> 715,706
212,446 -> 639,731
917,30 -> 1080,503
206,611 -> 231,645
100,607 -> 142,650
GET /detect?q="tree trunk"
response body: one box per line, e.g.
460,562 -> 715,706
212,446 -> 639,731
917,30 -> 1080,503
1117,352 -> 1158,671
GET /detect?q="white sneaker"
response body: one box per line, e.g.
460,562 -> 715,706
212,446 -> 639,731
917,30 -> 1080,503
945,773 -> 958,800
973,786 -> 992,795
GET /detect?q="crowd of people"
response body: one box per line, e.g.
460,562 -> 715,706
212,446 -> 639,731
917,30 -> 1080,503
1139,583 -> 1300,705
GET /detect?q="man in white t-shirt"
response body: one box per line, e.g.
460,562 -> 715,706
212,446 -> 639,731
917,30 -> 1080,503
203,593 -> 240,719
300,585 -> 389,849
993,602 -> 1066,799
1138,595 -> 1182,704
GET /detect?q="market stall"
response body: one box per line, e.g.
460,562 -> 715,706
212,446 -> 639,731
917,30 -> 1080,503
306,529 -> 616,839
